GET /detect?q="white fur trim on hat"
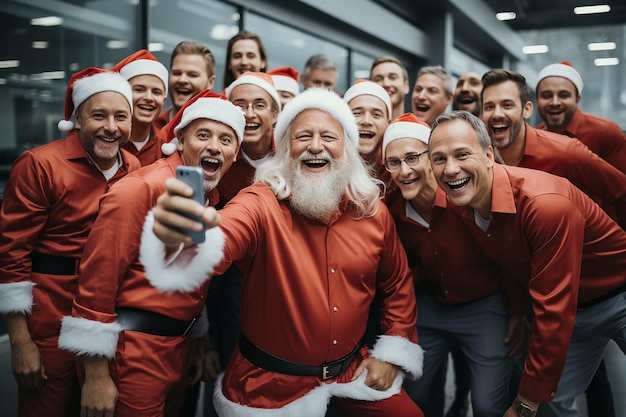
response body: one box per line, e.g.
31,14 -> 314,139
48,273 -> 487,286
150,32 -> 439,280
271,75 -> 300,97
382,121 -> 431,157
173,97 -> 245,144
213,367 -> 404,417
0,281 -> 35,314
537,63 -> 584,94
120,59 -> 169,95
343,81 -> 393,120
274,88 -> 359,148
58,316 -> 123,358
162,138 -> 179,156
225,74 -> 282,112
72,71 -> 133,114
139,211 -> 225,293
369,335 -> 424,380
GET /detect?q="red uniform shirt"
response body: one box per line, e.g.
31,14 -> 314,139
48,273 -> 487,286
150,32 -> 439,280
449,163 -> 626,402
122,121 -> 166,166
537,108 -> 626,174
517,124 -> 626,228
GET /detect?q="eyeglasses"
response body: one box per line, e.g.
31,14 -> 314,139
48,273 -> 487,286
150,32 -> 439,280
233,101 -> 270,114
384,149 -> 429,172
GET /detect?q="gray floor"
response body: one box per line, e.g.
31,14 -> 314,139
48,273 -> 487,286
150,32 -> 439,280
1,336 -> 624,417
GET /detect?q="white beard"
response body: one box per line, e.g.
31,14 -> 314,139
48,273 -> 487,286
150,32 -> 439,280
284,151 -> 350,221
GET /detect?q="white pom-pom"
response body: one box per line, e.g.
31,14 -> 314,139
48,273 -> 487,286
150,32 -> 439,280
57,119 -> 74,132
161,139 -> 178,156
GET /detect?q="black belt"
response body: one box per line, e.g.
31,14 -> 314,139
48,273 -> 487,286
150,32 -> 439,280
115,307 -> 198,337
30,252 -> 79,275
578,283 -> 626,310
239,333 -> 363,380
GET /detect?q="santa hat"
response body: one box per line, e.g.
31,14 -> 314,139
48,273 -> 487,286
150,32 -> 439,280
343,79 -> 392,120
537,61 -> 584,94
111,49 -> 169,95
268,66 -> 300,97
382,113 -> 431,158
58,67 -> 133,132
160,89 -> 245,156
274,88 -> 358,148
224,71 -> 282,111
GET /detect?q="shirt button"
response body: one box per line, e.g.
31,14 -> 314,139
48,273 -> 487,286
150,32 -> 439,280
487,234 -> 491,238
332,339 -> 337,345
330,268 -> 335,274
333,306 -> 338,312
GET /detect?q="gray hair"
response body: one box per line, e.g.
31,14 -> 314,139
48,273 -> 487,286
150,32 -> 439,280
418,65 -> 454,96
431,110 -> 492,151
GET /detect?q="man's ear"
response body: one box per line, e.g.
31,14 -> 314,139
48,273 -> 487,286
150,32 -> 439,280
176,131 -> 185,151
523,101 -> 534,120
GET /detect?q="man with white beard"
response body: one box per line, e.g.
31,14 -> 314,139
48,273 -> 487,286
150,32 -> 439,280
147,88 -> 425,417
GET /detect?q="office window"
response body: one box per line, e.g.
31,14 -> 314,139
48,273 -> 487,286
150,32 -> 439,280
0,0 -> 140,148
245,12 -> 349,93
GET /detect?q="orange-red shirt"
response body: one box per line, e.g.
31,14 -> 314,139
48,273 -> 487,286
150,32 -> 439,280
448,163 -> 626,402
122,122 -> 166,166
537,108 -> 626,174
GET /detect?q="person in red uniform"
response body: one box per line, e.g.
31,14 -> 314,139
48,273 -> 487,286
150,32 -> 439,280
150,88 -> 425,417
343,79 -> 393,193
0,67 -> 140,417
481,68 -> 626,229
428,110 -> 626,417
535,61 -> 626,175
383,113 -> 526,417
111,49 -> 169,166
57,90 -> 244,417
154,41 -> 217,130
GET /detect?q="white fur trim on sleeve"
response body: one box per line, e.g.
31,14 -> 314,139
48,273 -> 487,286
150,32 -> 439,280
58,316 -> 123,358
0,281 -> 35,314
369,335 -> 424,380
139,211 -> 225,293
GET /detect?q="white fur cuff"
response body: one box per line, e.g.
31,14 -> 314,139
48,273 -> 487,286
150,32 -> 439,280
58,316 -> 123,358
140,211 -> 225,293
370,335 -> 424,380
0,281 -> 35,314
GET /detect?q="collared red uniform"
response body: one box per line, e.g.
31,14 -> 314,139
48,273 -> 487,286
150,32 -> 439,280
122,120 -> 167,166
149,182 -> 424,416
537,107 -> 626,174
515,123 -> 626,228
0,131 -> 140,417
448,163 -> 626,403
387,188 -> 521,416
58,152 -> 223,416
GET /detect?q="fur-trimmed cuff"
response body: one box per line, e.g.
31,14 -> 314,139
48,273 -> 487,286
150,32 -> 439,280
213,369 -> 403,417
139,211 -> 225,293
58,316 -> 123,358
0,281 -> 35,314
369,335 -> 424,380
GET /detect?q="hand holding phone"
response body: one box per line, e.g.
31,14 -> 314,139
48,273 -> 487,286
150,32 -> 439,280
175,166 -> 206,243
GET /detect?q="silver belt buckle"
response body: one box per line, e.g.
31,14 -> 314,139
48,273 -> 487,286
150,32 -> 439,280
322,365 -> 332,380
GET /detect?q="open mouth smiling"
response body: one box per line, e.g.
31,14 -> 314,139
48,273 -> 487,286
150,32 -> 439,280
201,157 -> 220,173
303,159 -> 329,169
447,177 -> 470,190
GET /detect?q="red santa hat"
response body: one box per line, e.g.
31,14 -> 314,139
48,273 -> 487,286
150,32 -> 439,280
160,89 -> 245,156
58,67 -> 133,132
274,87 -> 358,148
224,71 -> 282,111
536,61 -> 584,94
268,66 -> 300,97
111,49 -> 169,95
343,79 -> 393,120
382,112 -> 431,158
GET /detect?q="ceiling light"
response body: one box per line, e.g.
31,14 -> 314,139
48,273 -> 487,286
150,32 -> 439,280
587,42 -> 616,51
107,40 -> 130,49
149,43 -> 164,52
31,71 -> 66,80
32,41 -> 49,49
522,45 -> 549,54
496,12 -> 517,21
30,16 -> 63,26
210,24 -> 239,40
0,60 -> 20,69
594,57 -> 619,66
574,5 -> 611,15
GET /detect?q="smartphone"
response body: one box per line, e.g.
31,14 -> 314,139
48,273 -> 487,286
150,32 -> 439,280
175,166 -> 206,243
